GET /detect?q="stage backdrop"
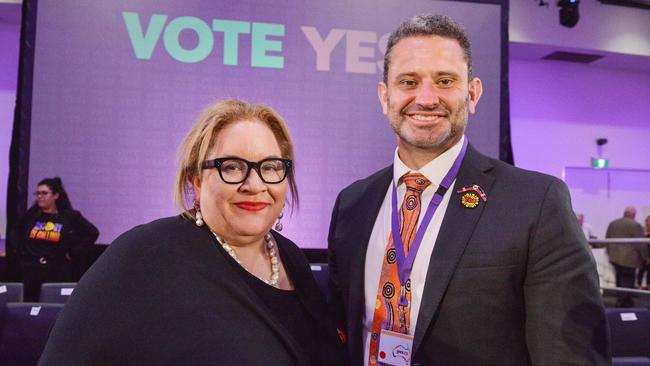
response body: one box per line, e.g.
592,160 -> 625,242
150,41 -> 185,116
22,0 -> 506,247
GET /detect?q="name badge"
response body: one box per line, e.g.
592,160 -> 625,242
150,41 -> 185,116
377,329 -> 413,366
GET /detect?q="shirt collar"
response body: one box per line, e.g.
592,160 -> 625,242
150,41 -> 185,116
393,135 -> 465,188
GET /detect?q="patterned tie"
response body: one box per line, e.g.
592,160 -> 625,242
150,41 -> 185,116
368,172 -> 431,365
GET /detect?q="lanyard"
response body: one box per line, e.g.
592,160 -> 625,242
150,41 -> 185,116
390,137 -> 468,307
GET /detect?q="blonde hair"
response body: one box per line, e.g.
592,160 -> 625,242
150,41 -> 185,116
175,99 -> 298,216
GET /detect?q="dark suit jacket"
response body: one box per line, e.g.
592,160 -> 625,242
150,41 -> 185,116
328,144 -> 610,365
39,215 -> 347,366
606,217 -> 647,268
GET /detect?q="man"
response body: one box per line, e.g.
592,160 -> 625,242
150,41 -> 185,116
328,14 -> 609,365
606,207 -> 647,291
576,212 -> 596,240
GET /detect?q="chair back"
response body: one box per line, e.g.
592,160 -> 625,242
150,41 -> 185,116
39,282 -> 77,304
310,263 -> 329,301
0,283 -> 24,309
0,302 -> 64,366
607,308 -> 650,358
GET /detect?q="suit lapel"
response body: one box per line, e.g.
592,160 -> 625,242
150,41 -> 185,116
412,145 -> 496,353
345,166 -> 393,365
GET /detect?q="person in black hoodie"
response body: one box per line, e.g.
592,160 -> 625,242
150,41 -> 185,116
10,177 -> 99,301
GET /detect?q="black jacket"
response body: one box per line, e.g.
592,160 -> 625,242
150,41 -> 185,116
328,144 -> 610,366
40,215 -> 348,366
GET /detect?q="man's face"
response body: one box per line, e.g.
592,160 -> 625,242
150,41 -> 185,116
378,36 -> 482,156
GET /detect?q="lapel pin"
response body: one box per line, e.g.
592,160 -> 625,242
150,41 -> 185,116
457,184 -> 488,208
336,328 -> 347,344
460,192 -> 480,208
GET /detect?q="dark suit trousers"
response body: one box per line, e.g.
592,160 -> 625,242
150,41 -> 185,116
637,263 -> 649,287
612,263 -> 636,307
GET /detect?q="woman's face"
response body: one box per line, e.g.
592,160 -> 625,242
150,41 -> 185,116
194,119 -> 288,243
35,184 -> 59,212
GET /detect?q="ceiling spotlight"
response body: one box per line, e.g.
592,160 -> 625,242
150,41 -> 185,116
557,0 -> 580,28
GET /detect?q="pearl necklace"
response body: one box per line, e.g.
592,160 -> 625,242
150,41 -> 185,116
212,232 -> 280,288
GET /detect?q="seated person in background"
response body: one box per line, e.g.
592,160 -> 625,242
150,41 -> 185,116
9,177 -> 99,301
39,99 -> 348,366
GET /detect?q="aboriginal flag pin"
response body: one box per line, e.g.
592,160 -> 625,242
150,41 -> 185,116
456,184 -> 487,208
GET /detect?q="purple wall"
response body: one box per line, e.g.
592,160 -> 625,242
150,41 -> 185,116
510,59 -> 650,236
510,59 -> 650,175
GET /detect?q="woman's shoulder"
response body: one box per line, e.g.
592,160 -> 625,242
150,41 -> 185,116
59,208 -> 81,215
271,231 -> 308,263
75,215 -> 199,291
271,230 -> 299,249
98,215 -> 194,260
16,206 -> 40,224
271,231 -> 318,289
57,208 -> 91,223
114,215 -> 189,241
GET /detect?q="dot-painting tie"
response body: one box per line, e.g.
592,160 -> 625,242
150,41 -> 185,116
367,172 -> 431,365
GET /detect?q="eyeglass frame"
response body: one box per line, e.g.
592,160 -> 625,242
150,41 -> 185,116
201,157 -> 293,184
33,191 -> 53,197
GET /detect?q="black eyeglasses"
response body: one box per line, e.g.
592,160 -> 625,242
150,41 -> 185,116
202,157 -> 292,184
33,191 -> 52,197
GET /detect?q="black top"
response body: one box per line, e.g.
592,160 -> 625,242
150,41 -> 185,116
236,258 -> 320,366
11,208 -> 99,260
39,215 -> 348,366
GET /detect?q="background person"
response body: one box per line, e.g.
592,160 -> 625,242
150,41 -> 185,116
576,212 -> 596,240
40,100 -> 347,366
606,207 -> 647,289
9,177 -> 98,301
578,211 -> 615,287
635,214 -> 650,289
606,206 -> 647,307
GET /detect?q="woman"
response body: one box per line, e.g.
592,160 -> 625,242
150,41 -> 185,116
11,177 -> 99,301
39,100 -> 348,366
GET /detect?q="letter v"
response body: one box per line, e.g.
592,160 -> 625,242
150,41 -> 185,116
123,12 -> 168,59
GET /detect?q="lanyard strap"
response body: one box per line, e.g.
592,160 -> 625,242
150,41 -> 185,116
391,137 -> 468,306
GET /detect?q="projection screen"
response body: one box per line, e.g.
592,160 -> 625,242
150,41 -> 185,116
14,0 -> 508,248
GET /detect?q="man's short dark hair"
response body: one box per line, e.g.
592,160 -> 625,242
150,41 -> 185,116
383,14 -> 473,83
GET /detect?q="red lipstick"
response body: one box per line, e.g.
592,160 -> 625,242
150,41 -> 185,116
234,202 -> 269,211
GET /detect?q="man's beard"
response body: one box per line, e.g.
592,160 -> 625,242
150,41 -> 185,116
388,95 -> 469,150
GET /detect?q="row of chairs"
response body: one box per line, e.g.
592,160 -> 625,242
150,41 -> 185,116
0,282 -> 77,306
0,283 -> 77,366
1,279 -> 649,365
0,303 -> 63,365
608,308 -> 650,365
